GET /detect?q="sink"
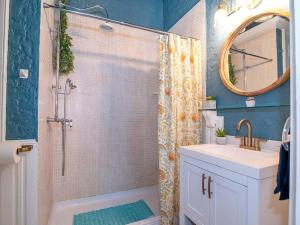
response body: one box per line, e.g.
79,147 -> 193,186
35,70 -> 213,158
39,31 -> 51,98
180,144 -> 279,179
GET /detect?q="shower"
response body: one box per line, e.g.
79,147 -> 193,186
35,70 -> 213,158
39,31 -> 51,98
47,78 -> 77,176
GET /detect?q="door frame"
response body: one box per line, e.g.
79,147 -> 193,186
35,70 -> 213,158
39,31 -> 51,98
290,0 -> 300,224
0,0 -> 9,142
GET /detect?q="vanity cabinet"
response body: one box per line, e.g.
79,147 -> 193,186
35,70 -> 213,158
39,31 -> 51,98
181,162 -> 247,225
179,145 -> 289,225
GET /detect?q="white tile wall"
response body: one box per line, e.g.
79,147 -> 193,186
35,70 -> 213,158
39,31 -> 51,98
38,1 -> 55,225
52,14 -> 160,201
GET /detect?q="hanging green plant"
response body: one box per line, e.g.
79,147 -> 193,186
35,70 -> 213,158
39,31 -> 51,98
54,0 -> 74,75
228,54 -> 237,85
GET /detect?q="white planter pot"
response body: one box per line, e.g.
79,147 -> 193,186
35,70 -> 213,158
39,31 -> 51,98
216,137 -> 227,145
203,100 -> 216,110
246,99 -> 256,107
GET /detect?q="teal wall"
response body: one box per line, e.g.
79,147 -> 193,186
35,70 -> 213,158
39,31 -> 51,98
68,0 -> 201,31
206,0 -> 290,141
163,0 -> 200,30
69,0 -> 164,30
6,0 -> 41,140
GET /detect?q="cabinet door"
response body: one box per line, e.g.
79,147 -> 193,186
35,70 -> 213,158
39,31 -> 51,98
208,173 -> 247,225
182,162 -> 210,225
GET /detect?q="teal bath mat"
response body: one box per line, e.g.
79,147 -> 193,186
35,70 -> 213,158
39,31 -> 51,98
73,200 -> 154,225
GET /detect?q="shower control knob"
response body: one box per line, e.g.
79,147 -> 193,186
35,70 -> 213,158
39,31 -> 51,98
68,120 -> 73,128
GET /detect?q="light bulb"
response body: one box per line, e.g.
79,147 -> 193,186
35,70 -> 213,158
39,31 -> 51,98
214,8 -> 228,27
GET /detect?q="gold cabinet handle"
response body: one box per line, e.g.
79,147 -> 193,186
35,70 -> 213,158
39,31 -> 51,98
208,176 -> 213,199
16,145 -> 33,155
202,174 -> 207,195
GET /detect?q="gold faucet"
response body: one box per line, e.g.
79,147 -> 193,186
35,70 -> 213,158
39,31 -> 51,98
236,119 -> 261,151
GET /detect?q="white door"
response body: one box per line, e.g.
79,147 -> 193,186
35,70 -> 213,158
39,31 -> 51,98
290,1 -> 300,225
0,0 -> 8,140
182,162 -> 210,225
0,0 -> 4,97
209,173 -> 247,225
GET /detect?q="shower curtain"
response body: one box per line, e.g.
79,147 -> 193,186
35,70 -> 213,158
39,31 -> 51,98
158,34 -> 202,225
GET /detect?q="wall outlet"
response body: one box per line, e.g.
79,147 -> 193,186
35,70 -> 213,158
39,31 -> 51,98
19,69 -> 29,79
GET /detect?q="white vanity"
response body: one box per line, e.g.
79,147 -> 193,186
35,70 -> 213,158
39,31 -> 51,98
179,144 -> 288,225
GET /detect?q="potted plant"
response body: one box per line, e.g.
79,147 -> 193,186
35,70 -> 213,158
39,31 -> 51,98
204,96 -> 216,109
215,128 -> 227,145
228,54 -> 237,85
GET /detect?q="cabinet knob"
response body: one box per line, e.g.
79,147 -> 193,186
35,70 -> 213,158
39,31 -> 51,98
202,174 -> 207,195
208,176 -> 213,199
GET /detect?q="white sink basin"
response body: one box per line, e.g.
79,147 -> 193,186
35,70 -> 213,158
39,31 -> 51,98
180,144 -> 279,179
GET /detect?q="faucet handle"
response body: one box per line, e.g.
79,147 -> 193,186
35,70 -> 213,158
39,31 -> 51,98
235,136 -> 246,147
252,138 -> 268,151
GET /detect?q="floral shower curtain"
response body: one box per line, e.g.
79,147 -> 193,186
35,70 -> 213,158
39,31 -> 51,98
158,34 -> 203,225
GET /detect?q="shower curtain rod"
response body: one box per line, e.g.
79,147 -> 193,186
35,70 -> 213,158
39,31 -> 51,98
43,3 -> 200,41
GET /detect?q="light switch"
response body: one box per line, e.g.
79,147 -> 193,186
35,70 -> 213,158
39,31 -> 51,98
19,69 -> 29,79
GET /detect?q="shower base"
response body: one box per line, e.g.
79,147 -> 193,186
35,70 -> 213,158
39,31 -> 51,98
47,185 -> 160,225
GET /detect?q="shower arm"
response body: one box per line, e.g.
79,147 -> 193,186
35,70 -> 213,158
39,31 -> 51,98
58,2 -> 109,18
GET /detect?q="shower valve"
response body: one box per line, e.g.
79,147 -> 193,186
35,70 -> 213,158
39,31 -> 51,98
67,120 -> 73,128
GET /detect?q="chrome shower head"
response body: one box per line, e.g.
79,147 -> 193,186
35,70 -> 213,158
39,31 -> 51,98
100,23 -> 114,33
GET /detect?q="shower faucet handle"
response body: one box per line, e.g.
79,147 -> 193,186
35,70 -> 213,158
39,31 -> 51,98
66,120 -> 73,128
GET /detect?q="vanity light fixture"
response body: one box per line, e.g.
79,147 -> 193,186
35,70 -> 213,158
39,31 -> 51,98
237,0 -> 263,10
214,0 -> 263,25
214,0 -> 228,27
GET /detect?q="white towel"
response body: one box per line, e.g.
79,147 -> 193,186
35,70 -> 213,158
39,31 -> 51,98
202,111 -> 217,128
202,112 -> 224,144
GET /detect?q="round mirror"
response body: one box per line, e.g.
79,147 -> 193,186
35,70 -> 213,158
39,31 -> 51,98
219,11 -> 290,96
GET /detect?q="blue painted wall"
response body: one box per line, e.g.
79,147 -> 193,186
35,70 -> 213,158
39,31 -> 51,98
206,0 -> 290,141
6,0 -> 41,140
69,0 -> 164,30
163,0 -> 200,30
68,0 -> 202,31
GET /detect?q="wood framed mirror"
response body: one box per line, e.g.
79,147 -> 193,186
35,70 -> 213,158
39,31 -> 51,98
219,11 -> 290,96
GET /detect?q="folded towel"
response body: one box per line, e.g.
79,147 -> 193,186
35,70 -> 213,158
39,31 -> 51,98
274,143 -> 290,200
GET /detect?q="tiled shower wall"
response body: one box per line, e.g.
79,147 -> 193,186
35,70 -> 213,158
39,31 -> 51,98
52,14 -> 159,201
38,2 -> 55,225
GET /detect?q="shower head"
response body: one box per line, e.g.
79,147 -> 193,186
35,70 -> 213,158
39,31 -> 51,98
100,23 -> 114,33
58,2 -> 109,18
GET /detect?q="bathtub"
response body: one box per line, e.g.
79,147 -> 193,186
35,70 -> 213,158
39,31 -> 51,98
48,185 -> 160,225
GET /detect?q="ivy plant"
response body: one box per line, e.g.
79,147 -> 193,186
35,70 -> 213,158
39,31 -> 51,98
54,0 -> 74,75
228,54 -> 237,85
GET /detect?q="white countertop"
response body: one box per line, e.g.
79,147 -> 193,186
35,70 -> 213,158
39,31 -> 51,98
180,144 -> 279,179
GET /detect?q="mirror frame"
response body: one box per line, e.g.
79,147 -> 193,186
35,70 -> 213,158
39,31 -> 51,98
219,10 -> 290,96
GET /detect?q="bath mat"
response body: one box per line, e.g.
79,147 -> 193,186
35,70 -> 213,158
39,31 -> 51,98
73,200 -> 154,225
